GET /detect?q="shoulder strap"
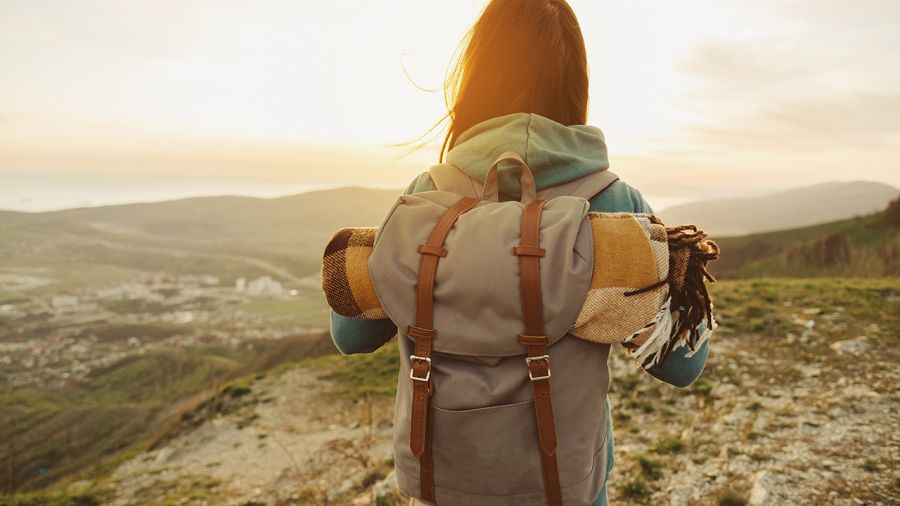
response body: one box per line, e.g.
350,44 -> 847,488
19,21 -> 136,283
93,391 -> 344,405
428,163 -> 482,199
514,200 -> 563,506
407,195 -> 480,503
430,163 -> 619,202
536,170 -> 619,201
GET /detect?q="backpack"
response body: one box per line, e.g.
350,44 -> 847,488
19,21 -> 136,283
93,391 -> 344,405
368,152 -> 620,506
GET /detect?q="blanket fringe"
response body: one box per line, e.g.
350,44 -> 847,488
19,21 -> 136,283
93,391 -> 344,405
624,300 -> 718,369
624,297 -> 673,367
624,218 -> 720,368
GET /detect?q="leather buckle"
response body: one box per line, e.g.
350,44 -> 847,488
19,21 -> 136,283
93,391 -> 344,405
525,355 -> 551,381
409,355 -> 432,382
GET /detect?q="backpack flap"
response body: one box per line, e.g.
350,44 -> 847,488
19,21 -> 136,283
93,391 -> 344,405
368,190 -> 593,357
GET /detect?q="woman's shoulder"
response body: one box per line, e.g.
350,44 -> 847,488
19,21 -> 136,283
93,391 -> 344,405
589,179 -> 653,214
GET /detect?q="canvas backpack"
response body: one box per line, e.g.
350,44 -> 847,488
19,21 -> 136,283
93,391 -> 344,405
367,152 -> 620,506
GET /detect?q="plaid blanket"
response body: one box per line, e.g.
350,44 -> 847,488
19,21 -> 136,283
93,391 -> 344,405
321,213 -> 718,368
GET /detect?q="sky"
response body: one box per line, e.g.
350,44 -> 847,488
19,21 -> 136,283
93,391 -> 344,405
1,0 -> 899,211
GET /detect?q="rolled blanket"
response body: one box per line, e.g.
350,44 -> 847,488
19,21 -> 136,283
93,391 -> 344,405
321,213 -> 719,367
321,227 -> 387,320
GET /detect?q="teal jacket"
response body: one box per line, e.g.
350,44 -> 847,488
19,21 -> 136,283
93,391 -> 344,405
329,113 -> 709,502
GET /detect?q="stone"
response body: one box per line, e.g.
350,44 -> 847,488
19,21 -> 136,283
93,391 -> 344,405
748,470 -> 771,505
829,336 -> 870,356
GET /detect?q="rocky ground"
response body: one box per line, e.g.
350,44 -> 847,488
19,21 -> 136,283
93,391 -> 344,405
47,279 -> 899,505
96,368 -> 397,506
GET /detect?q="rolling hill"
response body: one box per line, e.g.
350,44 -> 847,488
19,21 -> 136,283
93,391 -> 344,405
0,187 -> 402,284
2,181 -> 898,286
657,181 -> 898,237
711,199 -> 900,278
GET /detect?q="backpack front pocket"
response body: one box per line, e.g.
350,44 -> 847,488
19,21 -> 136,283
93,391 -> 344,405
429,399 -> 544,496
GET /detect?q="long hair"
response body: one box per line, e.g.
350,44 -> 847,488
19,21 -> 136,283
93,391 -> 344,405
437,0 -> 589,161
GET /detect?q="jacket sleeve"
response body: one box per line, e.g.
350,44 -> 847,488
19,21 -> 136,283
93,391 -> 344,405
644,323 -> 709,387
330,310 -> 397,355
591,180 -> 711,388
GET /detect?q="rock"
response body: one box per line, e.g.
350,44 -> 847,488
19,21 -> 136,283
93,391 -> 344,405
796,365 -> 821,378
719,445 -> 736,459
152,448 -> 173,465
748,470 -> 771,505
829,336 -> 870,355
713,383 -> 739,399
372,469 -> 398,503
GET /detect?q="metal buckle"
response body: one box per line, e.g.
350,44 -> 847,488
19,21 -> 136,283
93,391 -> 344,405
525,355 -> 551,381
409,355 -> 432,382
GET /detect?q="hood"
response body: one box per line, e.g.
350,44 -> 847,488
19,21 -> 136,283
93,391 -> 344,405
445,112 -> 609,200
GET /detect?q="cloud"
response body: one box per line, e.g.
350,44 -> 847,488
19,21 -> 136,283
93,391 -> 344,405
669,35 -> 900,153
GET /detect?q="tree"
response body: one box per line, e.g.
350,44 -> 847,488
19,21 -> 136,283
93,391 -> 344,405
887,196 -> 900,226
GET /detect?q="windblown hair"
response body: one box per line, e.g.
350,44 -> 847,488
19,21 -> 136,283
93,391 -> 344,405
437,0 -> 589,161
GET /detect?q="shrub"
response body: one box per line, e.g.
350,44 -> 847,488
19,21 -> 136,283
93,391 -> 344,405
655,437 -> 685,454
887,196 -> 900,226
637,455 -> 663,480
717,489 -> 748,506
619,478 -> 651,500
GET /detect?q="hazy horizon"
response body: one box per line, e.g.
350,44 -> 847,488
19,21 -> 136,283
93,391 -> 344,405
3,173 -> 895,214
2,0 -> 900,210
0,171 -> 717,213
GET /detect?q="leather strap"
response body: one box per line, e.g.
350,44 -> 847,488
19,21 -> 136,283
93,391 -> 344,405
514,200 -> 563,506
482,151 -> 537,203
408,195 -> 479,503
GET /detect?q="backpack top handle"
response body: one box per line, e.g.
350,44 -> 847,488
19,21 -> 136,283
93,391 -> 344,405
482,151 -> 538,203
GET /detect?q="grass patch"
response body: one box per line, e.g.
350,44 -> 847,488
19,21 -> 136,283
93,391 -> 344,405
717,489 -> 748,506
636,455 -> 663,481
861,459 -> 878,472
654,437 -> 685,454
237,291 -> 328,326
305,341 -> 400,400
619,478 -> 651,500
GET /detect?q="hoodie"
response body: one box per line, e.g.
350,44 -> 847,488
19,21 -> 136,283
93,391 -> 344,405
406,112 -> 652,213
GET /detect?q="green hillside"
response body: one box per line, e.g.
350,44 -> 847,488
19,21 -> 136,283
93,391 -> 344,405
0,334 -> 335,494
711,203 -> 900,279
0,187 -> 401,283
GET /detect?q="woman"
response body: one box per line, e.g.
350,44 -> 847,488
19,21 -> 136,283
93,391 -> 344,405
331,1 -> 709,504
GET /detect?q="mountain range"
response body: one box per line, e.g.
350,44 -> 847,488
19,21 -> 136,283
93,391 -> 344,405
656,181 -> 897,237
1,180 -> 897,281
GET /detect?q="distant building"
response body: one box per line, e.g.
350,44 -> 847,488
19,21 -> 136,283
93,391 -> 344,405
96,283 -> 163,302
245,276 -> 283,298
235,277 -> 247,292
